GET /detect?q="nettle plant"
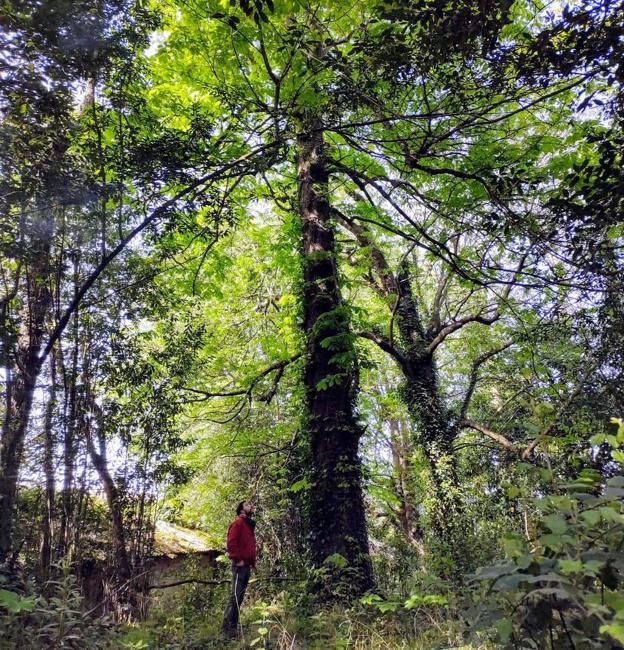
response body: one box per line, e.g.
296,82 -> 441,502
469,418 -> 624,649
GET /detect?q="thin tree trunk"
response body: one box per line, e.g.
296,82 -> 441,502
297,120 -> 373,596
84,381 -> 132,591
72,450 -> 89,555
86,427 -> 131,584
56,309 -> 80,560
40,352 -> 58,578
388,419 -> 424,555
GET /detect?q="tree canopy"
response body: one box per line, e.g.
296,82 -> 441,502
1,0 -> 623,647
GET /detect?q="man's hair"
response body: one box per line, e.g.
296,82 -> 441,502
236,501 -> 246,515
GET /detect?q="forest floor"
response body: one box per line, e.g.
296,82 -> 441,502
121,586 -> 493,650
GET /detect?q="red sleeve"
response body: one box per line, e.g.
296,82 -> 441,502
226,519 -> 242,562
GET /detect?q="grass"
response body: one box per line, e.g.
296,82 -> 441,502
119,588 -> 497,650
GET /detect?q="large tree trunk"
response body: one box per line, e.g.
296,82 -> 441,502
0,351 -> 45,563
339,214 -> 470,574
297,122 -> 373,596
394,269 -> 470,575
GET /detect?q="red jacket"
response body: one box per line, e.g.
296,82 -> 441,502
226,515 -> 256,567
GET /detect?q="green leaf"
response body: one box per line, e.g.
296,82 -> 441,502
559,559 -> 582,574
496,618 -> 513,642
544,514 -> 567,535
600,506 -> 624,524
377,601 -> 400,613
474,562 -> 515,580
581,510 -> 601,526
0,589 -> 36,614
539,468 -> 553,482
611,450 -> 624,465
361,593 -> 382,606
323,553 -> 348,569
591,433 -> 607,446
289,478 -> 310,493
540,533 -> 563,550
601,623 -> 624,644
583,560 -> 605,575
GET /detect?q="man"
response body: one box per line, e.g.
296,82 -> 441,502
221,500 -> 257,638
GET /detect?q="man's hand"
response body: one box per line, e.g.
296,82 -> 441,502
235,560 -> 245,566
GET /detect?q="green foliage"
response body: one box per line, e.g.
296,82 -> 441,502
0,565 -> 119,649
469,421 -> 624,648
0,588 -> 36,614
2,0 -> 624,645
361,590 -> 449,614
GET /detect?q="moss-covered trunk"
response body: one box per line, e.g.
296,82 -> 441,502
394,269 -> 469,575
297,121 -> 373,596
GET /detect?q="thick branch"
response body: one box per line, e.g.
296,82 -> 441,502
429,270 -> 450,333
427,311 -> 501,354
460,419 -> 520,454
333,208 -> 399,298
461,358 -> 596,459
427,250 -> 529,354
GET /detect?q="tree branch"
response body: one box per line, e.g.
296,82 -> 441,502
333,207 -> 399,298
459,340 -> 515,422
521,361 -> 597,459
460,419 -> 520,455
429,269 -> 451,333
356,331 -> 411,374
183,353 -> 301,403
41,140 -> 282,364
427,311 -> 501,354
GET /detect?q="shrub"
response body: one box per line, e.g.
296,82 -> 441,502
469,419 -> 624,649
0,563 -> 119,649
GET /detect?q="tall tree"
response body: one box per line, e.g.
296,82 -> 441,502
297,122 -> 373,591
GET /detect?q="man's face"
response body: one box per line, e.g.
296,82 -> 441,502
243,502 -> 254,515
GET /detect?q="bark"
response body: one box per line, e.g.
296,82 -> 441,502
297,121 -> 373,596
394,269 -> 469,574
86,436 -> 131,584
56,311 -> 80,559
0,350 -> 45,563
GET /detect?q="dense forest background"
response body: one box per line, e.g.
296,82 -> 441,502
0,0 -> 623,647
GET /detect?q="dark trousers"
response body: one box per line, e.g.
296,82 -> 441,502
221,564 -> 251,636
